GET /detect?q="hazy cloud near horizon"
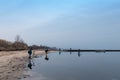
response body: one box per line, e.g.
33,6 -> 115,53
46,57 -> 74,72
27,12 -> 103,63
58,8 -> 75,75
0,0 -> 120,49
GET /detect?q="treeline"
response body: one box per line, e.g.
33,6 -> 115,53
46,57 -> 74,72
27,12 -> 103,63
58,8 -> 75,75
0,35 -> 57,51
0,35 -> 28,51
29,45 -> 58,50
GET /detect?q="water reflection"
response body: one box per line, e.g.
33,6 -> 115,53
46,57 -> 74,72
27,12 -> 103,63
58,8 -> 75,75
44,51 -> 81,61
25,51 -> 120,80
28,59 -> 32,69
78,49 -> 80,57
70,48 -> 72,54
70,51 -> 72,54
58,51 -> 81,57
59,51 -> 61,55
45,52 -> 49,61
27,58 -> 35,69
78,52 -> 80,57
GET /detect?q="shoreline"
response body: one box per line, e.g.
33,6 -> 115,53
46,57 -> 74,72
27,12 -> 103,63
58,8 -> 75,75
0,50 -> 46,80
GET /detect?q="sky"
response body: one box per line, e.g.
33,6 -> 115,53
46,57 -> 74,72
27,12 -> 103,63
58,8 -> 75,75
0,0 -> 120,49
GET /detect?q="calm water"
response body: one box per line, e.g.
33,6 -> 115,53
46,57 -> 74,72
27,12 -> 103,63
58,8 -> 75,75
23,51 -> 120,80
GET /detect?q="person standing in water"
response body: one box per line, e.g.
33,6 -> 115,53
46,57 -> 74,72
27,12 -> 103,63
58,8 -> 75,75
45,48 -> 49,54
28,47 -> 32,59
45,49 -> 49,60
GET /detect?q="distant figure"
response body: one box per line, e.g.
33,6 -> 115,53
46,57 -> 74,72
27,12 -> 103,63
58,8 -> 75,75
28,47 -> 32,59
45,49 -> 48,54
28,59 -> 32,69
44,49 -> 49,60
59,48 -> 61,51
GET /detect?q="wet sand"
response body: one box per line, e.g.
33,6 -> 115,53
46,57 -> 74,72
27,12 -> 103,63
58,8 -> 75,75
0,50 -> 45,80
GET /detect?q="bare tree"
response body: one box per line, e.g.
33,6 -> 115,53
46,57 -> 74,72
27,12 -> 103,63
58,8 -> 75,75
15,35 -> 20,42
13,35 -> 28,50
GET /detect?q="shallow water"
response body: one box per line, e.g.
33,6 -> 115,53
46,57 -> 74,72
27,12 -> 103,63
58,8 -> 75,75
23,51 -> 120,80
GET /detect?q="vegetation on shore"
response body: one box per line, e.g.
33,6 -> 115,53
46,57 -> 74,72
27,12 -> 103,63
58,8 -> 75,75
0,35 -> 57,51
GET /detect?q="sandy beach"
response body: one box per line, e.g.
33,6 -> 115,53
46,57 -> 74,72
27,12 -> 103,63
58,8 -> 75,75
0,50 -> 45,80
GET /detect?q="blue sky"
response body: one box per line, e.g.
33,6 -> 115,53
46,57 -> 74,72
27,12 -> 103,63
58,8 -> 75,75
0,0 -> 120,49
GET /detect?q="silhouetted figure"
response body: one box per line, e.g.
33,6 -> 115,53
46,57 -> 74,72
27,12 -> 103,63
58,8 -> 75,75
59,48 -> 61,51
78,49 -> 80,52
28,47 -> 32,59
45,49 -> 48,54
28,59 -> 32,69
